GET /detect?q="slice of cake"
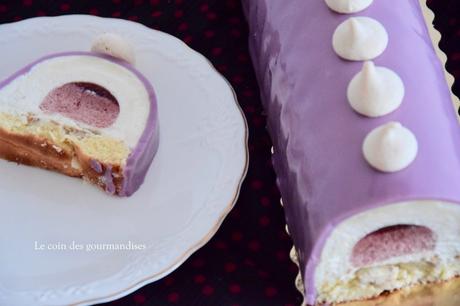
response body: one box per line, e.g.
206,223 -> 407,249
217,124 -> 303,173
244,0 -> 460,305
0,34 -> 159,196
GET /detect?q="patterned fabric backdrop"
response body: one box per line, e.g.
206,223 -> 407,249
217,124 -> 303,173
0,0 -> 459,305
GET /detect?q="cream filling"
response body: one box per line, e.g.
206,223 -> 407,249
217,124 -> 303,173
0,55 -> 151,149
314,201 -> 460,304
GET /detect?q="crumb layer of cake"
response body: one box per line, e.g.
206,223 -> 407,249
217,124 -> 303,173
0,112 -> 129,194
318,256 -> 460,304
338,276 -> 460,306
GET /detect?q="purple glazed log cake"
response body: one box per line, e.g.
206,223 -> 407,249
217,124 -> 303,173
0,34 -> 159,196
244,0 -> 460,305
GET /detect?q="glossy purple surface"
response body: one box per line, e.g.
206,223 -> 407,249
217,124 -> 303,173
0,52 -> 159,197
243,0 -> 460,303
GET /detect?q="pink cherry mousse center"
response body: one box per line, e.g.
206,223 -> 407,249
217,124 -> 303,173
351,225 -> 436,267
39,82 -> 120,128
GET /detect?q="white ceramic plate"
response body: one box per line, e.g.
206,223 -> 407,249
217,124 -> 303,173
0,15 -> 248,306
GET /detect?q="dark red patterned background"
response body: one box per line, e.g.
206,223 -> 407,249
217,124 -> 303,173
0,0 -> 459,305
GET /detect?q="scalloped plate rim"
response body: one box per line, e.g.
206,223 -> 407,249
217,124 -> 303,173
0,14 -> 248,306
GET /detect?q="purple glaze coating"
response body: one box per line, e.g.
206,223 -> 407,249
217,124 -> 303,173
90,159 -> 103,174
104,165 -> 116,195
243,1 -> 460,304
0,52 -> 159,197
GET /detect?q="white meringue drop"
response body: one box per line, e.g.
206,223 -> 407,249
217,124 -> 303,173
325,0 -> 373,14
332,17 -> 388,61
91,33 -> 136,65
363,122 -> 418,173
348,61 -> 405,117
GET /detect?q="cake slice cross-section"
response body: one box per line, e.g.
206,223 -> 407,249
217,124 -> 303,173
0,37 -> 159,196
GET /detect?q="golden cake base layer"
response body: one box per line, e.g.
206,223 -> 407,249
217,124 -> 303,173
0,113 -> 129,195
340,276 -> 460,306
